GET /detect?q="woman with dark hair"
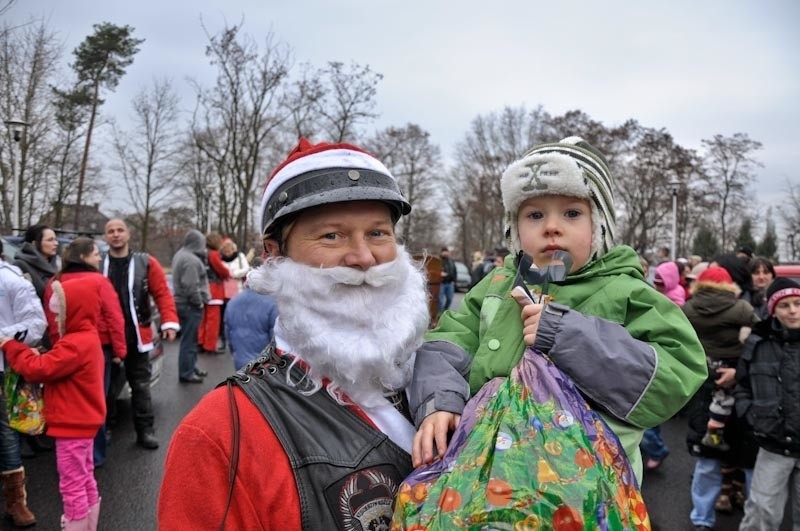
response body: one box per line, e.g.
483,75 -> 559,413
749,257 -> 776,320
43,237 -> 127,467
13,224 -> 59,301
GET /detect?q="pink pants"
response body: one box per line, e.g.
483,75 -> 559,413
55,437 -> 99,520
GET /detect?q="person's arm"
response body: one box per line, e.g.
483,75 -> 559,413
2,336 -> 80,382
147,257 -> 180,336
208,250 -> 231,280
227,253 -> 250,279
98,277 -> 128,359
1,275 -> 46,346
530,284 -> 707,428
733,336 -> 757,427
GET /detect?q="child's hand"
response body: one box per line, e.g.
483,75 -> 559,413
412,411 -> 461,468
511,286 -> 543,346
714,367 -> 737,388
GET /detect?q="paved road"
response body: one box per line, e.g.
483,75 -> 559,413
9,311 -> 794,529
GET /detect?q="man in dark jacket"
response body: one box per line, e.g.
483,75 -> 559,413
170,230 -> 210,384
103,219 -> 180,449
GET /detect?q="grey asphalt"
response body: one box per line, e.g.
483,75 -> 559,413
8,304 -> 794,529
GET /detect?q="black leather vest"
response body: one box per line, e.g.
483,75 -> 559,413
229,346 -> 412,531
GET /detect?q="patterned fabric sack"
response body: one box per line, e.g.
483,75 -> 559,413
392,348 -> 650,530
4,367 -> 45,436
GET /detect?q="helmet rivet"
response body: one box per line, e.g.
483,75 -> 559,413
348,170 -> 360,181
278,191 -> 288,203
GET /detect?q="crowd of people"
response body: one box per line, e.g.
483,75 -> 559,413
0,219 -> 276,528
1,135 -> 797,529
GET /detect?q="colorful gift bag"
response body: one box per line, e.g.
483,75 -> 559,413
4,367 -> 45,436
392,348 -> 650,530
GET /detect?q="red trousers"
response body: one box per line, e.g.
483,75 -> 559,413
198,304 -> 221,352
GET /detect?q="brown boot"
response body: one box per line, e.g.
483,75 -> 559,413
2,467 -> 36,527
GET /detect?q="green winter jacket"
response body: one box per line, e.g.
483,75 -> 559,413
410,245 -> 707,480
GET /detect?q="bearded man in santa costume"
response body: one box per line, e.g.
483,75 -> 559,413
158,138 -> 431,530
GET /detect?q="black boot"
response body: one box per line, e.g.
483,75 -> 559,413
136,429 -> 159,450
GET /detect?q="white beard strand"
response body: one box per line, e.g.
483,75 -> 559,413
247,246 -> 430,408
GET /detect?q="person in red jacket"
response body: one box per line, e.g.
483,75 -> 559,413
198,232 -> 230,354
43,237 -> 126,467
158,138 -> 430,529
1,278 -> 106,531
103,219 -> 179,450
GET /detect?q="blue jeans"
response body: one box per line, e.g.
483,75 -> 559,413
0,376 -> 22,472
438,282 -> 455,313
177,303 -> 203,380
690,457 -> 753,527
640,426 -> 669,460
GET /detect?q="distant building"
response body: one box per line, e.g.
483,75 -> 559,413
38,202 -> 109,236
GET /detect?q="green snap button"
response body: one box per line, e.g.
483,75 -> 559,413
488,339 -> 501,351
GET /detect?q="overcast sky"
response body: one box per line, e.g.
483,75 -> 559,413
8,0 -> 800,212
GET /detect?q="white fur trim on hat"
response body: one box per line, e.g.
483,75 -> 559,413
501,136 -> 616,261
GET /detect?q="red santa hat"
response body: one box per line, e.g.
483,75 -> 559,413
258,138 -> 411,236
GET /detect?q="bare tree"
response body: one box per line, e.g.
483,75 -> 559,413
315,61 -> 382,143
0,19 -> 62,231
779,179 -> 800,261
112,78 -> 183,250
190,22 -> 291,246
700,133 -> 762,251
365,123 -> 443,252
448,106 -> 552,261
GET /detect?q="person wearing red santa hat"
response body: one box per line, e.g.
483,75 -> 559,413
158,138 -> 431,530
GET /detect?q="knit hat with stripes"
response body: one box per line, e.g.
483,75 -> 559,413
501,136 -> 616,260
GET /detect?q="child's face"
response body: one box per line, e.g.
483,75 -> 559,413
774,296 -> 800,330
517,195 -> 593,272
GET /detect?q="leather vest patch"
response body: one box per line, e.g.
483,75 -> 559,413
325,465 -> 399,530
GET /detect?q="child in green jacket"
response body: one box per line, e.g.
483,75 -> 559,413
409,136 -> 707,480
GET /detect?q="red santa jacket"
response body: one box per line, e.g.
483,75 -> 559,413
3,278 -> 105,439
103,253 -> 179,352
44,270 -> 127,358
206,249 -> 230,301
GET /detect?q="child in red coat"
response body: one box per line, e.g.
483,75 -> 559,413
0,278 -> 106,531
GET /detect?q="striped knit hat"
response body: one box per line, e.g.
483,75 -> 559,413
501,136 -> 616,260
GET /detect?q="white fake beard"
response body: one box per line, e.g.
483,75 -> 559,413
247,246 -> 430,408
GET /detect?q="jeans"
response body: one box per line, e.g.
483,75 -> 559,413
640,426 -> 669,460
438,282 -> 455,313
177,303 -> 203,380
740,448 -> 800,530
93,346 -> 113,466
690,457 -> 753,527
56,437 -> 99,521
0,377 -> 22,472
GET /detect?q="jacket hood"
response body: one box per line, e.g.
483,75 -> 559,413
655,262 -> 680,291
49,278 -> 101,336
182,230 -> 207,255
686,287 -> 739,316
15,241 -> 57,274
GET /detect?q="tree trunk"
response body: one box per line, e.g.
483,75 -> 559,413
74,78 -> 100,230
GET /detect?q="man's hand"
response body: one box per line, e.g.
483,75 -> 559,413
162,329 -> 177,342
112,356 -> 123,365
511,286 -> 543,346
412,411 -> 461,468
715,367 -> 737,388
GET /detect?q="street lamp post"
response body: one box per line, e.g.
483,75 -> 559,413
205,183 -> 214,233
669,179 -> 680,261
4,117 -> 28,235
